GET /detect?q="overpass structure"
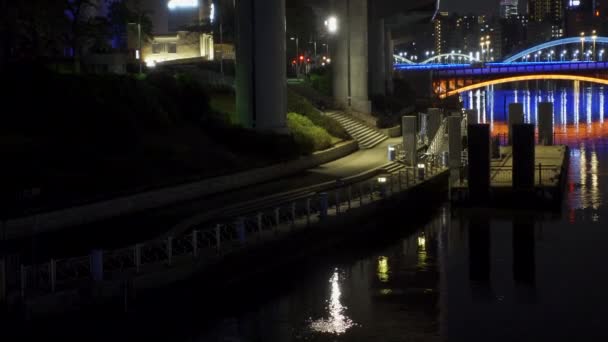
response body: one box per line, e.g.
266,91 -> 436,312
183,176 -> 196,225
233,0 -> 438,130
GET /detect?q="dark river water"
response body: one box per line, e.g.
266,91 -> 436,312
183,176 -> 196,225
190,83 -> 608,342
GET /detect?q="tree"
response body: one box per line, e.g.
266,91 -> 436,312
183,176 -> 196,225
107,0 -> 153,50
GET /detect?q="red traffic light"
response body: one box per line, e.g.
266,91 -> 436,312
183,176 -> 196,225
299,55 -> 304,61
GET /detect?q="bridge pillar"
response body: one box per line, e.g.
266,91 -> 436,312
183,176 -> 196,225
402,116 -> 418,167
369,17 -> 386,97
384,27 -> 394,95
512,124 -> 536,190
538,103 -> 554,146
467,124 -> 490,202
235,0 -> 287,132
508,103 -> 524,145
427,108 -> 442,140
465,109 -> 478,125
448,116 -> 463,178
332,0 -> 371,113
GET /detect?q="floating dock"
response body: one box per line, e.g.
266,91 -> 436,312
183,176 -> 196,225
451,145 -> 569,207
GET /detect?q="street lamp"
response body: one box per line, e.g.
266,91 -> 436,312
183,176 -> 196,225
290,37 -> 300,77
592,30 -> 597,61
128,21 -> 143,74
580,32 -> 586,58
325,16 -> 338,34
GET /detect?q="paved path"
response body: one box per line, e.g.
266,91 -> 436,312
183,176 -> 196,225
6,137 -> 404,258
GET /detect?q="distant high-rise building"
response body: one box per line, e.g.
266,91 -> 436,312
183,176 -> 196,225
528,0 -> 564,23
500,0 -> 519,18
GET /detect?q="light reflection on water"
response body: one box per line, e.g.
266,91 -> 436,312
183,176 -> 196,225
309,270 -> 356,335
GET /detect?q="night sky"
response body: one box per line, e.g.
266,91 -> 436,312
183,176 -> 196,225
441,0 -> 504,14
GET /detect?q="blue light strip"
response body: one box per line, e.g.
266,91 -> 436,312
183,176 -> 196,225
395,61 -> 608,75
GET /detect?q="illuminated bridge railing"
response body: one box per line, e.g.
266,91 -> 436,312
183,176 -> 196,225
395,61 -> 608,76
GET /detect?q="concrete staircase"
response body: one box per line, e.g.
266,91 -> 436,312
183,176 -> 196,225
326,112 -> 388,149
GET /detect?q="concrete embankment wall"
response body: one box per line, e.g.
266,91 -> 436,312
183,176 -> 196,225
16,170 -> 450,318
2,141 -> 359,240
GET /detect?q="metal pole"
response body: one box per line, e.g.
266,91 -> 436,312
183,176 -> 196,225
138,20 -> 142,74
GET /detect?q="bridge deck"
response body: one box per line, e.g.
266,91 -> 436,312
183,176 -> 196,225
395,61 -> 608,77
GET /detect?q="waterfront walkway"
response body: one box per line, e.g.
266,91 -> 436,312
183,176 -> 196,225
2,136 -> 405,255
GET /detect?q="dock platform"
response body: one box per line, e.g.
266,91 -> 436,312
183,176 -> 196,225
451,145 -> 569,207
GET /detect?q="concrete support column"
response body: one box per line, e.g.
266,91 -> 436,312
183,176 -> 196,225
538,103 -> 554,146
384,28 -> 394,95
403,116 -> 418,167
332,0 -> 371,113
448,116 -> 463,172
512,124 -> 536,189
235,0 -> 287,131
467,124 -> 490,202
427,108 -> 442,140
369,17 -> 386,97
508,103 -> 524,145
465,109 -> 478,125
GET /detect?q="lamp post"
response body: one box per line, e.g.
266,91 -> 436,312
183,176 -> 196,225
580,32 -> 586,60
290,36 -> 299,77
128,19 -> 142,74
592,30 -> 597,61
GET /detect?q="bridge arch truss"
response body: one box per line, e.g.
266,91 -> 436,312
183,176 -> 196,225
504,36 -> 608,63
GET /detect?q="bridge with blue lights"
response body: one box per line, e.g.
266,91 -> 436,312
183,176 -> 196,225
395,36 -> 608,97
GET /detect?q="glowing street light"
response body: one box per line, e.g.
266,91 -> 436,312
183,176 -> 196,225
581,32 -> 586,57
325,16 -> 338,34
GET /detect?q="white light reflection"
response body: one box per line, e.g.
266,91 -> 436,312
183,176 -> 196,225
469,90 -> 474,110
476,89 -> 481,123
586,87 -> 593,126
490,85 -> 495,130
525,89 -> 531,123
535,90 -> 541,124
561,88 -> 567,129
581,144 -> 588,209
310,270 -> 356,335
591,150 -> 601,210
574,80 -> 580,130
482,89 -> 487,124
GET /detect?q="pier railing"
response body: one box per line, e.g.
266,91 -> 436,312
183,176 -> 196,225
17,165 -> 448,300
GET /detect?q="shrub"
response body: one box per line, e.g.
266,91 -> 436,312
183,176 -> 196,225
287,90 -> 349,140
287,112 -> 333,154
